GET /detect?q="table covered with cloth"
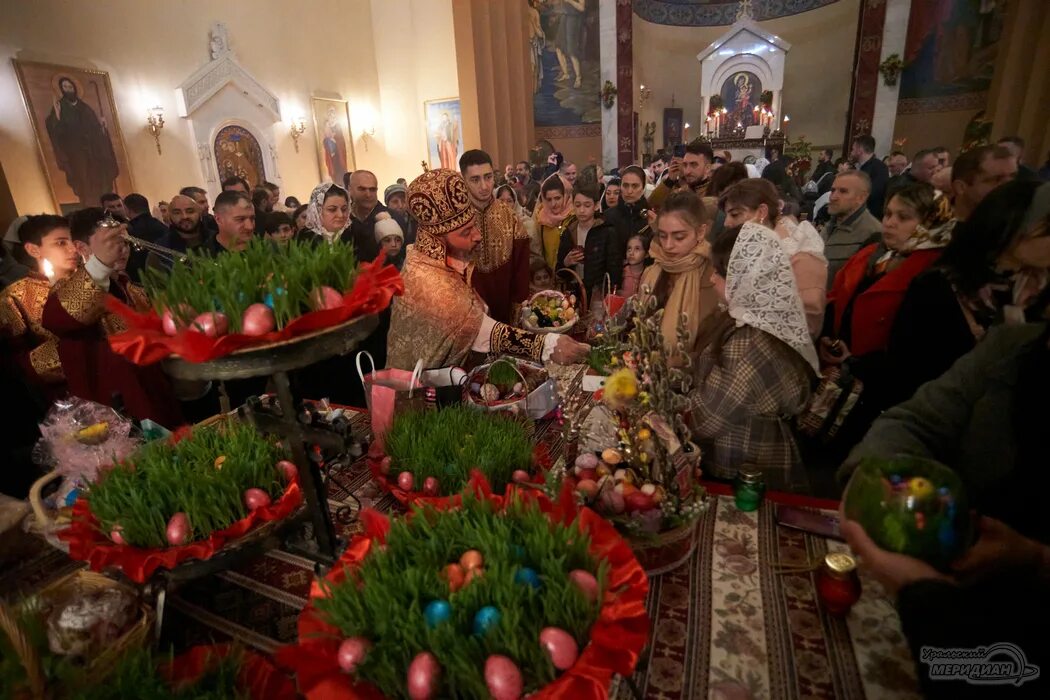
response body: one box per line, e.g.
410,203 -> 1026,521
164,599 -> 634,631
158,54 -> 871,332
3,373 -> 922,699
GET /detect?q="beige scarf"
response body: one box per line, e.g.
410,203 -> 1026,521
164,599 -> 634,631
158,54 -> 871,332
639,237 -> 716,354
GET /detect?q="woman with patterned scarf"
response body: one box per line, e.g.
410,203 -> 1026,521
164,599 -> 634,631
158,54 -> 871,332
687,221 -> 820,491
884,179 -> 1050,408
819,182 -> 953,449
294,182 -> 351,244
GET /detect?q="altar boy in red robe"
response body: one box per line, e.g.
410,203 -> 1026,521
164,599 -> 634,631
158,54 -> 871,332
43,208 -> 183,427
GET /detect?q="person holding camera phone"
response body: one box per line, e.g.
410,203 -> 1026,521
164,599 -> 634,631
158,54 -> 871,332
649,142 -> 716,210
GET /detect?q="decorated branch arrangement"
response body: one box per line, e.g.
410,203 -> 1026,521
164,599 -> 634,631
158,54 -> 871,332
556,292 -> 707,570
142,240 -> 358,338
372,406 -> 541,499
281,494 -> 649,699
87,422 -> 288,548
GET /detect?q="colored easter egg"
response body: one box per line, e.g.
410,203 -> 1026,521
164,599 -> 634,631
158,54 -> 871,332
165,512 -> 190,546
460,549 -> 484,570
539,627 -> 579,670
407,652 -> 440,700
514,567 -> 541,589
473,605 -> 501,635
243,488 -> 271,511
337,636 -> 371,673
484,655 -> 523,700
192,311 -> 229,337
241,303 -> 275,336
422,476 -> 439,496
424,600 -> 452,628
442,563 -> 466,593
568,569 -> 599,603
398,471 -> 415,491
276,459 -> 298,482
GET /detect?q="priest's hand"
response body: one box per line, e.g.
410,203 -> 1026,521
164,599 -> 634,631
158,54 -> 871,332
551,335 -> 590,365
90,223 -> 127,267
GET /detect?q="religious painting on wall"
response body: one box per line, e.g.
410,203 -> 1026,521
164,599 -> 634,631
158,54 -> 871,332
719,71 -> 762,129
663,108 -> 683,149
311,97 -> 356,185
12,59 -> 133,213
424,98 -> 464,171
213,125 -> 265,188
898,0 -> 1004,113
528,0 -> 601,132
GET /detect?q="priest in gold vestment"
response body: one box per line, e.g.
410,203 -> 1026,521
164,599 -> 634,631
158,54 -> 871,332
387,169 -> 588,370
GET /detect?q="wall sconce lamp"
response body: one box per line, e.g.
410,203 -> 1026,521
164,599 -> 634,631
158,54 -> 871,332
290,116 -> 307,153
360,125 -> 377,152
146,106 -> 164,155
639,84 -> 652,109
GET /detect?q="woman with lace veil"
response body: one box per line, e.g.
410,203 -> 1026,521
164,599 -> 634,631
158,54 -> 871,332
294,182 -> 351,244
720,178 -> 827,335
688,221 -> 820,491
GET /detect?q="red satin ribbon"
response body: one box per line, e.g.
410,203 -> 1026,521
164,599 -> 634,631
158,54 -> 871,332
366,442 -> 553,509
161,643 -> 297,699
105,257 -> 404,365
58,475 -> 304,584
276,486 -> 650,699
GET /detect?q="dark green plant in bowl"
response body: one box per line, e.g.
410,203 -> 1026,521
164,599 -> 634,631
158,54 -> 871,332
843,455 -> 975,570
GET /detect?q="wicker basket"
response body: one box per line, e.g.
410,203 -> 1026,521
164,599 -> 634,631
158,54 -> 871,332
0,569 -> 153,694
521,290 -> 577,334
627,518 -> 700,577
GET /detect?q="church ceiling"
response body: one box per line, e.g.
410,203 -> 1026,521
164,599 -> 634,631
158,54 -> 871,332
634,0 -> 839,27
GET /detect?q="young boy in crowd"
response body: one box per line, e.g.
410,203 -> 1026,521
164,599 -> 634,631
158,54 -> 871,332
621,233 -> 648,297
261,211 -> 295,245
0,214 -> 78,396
374,215 -> 405,269
556,183 -> 621,303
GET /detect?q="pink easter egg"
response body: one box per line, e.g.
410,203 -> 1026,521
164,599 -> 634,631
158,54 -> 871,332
398,471 -> 415,491
484,655 -> 523,700
192,311 -> 229,337
310,286 -> 344,311
276,459 -> 298,482
165,512 -> 190,546
243,488 -> 272,511
241,303 -> 275,336
337,636 -> 371,673
568,569 -> 599,603
539,627 -> 579,670
423,476 -> 439,496
407,651 -> 441,700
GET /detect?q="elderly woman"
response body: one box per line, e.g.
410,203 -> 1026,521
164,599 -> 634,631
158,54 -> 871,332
295,183 -> 351,244
687,222 -> 819,491
720,179 -> 828,335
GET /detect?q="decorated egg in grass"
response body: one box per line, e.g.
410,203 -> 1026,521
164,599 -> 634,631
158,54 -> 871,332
568,569 -> 599,603
407,652 -> 441,700
161,306 -> 193,336
512,469 -> 530,483
243,488 -> 271,510
424,600 -> 452,628
192,311 -> 228,337
514,567 -> 541,589
110,526 -> 126,545
398,471 -> 415,491
442,563 -> 466,593
422,476 -> 439,496
310,285 -> 344,311
241,303 -> 275,336
459,549 -> 484,571
166,512 -> 190,546
484,655 -> 523,700
473,605 -> 501,635
539,627 -> 579,670
276,459 -> 298,482
574,452 -> 599,472
842,456 -> 974,570
337,636 -> 371,673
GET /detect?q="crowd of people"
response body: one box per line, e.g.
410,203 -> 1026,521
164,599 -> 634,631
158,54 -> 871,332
2,129 -> 1049,691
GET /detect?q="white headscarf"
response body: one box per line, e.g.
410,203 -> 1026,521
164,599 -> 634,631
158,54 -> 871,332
304,183 -> 350,243
725,222 -> 820,373
776,218 -> 826,260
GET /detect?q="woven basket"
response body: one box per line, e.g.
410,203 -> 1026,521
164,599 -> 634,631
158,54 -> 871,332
0,569 -> 153,694
521,290 -> 577,334
627,518 -> 700,577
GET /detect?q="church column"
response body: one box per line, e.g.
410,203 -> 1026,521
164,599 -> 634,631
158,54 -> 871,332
870,0 -> 911,158
844,0 -> 888,151
600,0 -> 618,170
616,0 -> 635,167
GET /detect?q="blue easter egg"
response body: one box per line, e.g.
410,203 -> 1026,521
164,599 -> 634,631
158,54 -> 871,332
473,605 -> 501,635
514,567 -> 541,589
424,600 -> 452,628
64,488 -> 80,507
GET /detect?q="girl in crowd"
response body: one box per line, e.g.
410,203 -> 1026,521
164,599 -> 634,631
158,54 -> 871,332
687,222 -> 819,490
637,192 -> 718,354
621,234 -> 647,297
820,182 -> 952,439
602,166 -> 652,249
295,184 -> 350,244
885,179 -> 1049,406
531,175 -> 576,272
601,178 -> 621,211
720,179 -> 827,335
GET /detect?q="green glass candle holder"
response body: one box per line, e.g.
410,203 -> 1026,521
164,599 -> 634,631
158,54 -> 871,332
734,468 -> 765,512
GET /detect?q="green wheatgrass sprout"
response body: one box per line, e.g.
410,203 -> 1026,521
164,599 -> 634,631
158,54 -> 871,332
384,407 -> 534,495
76,646 -> 248,700
86,422 -> 286,548
140,239 -> 358,332
314,496 -> 607,698
485,359 -> 521,393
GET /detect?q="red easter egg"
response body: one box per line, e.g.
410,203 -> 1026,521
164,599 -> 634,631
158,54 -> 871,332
166,512 -> 190,546
337,636 -> 371,673
624,490 -> 655,513
459,549 -> 484,570
511,469 -> 530,483
407,651 -> 441,700
161,309 -> 179,336
192,311 -> 228,337
568,569 -> 599,603
539,627 -> 579,670
442,563 -> 466,593
599,488 -> 626,514
576,479 -> 599,498
484,655 -> 523,700
110,526 -> 126,545
397,471 -> 415,491
379,455 -> 392,475
464,566 -> 484,585
276,459 -> 298,482
423,476 -> 439,496
310,285 -> 344,311
243,488 -> 271,510
241,303 -> 275,336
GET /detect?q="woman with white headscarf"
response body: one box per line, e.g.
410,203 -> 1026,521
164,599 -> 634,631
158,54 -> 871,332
687,221 -> 820,491
295,183 -> 350,244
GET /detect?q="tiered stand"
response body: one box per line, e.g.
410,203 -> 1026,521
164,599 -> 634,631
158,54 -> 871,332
149,315 -> 378,632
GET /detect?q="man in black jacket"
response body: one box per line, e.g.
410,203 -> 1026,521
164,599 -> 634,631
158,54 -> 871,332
123,192 -> 171,282
811,148 -> 835,185
850,134 -> 889,219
